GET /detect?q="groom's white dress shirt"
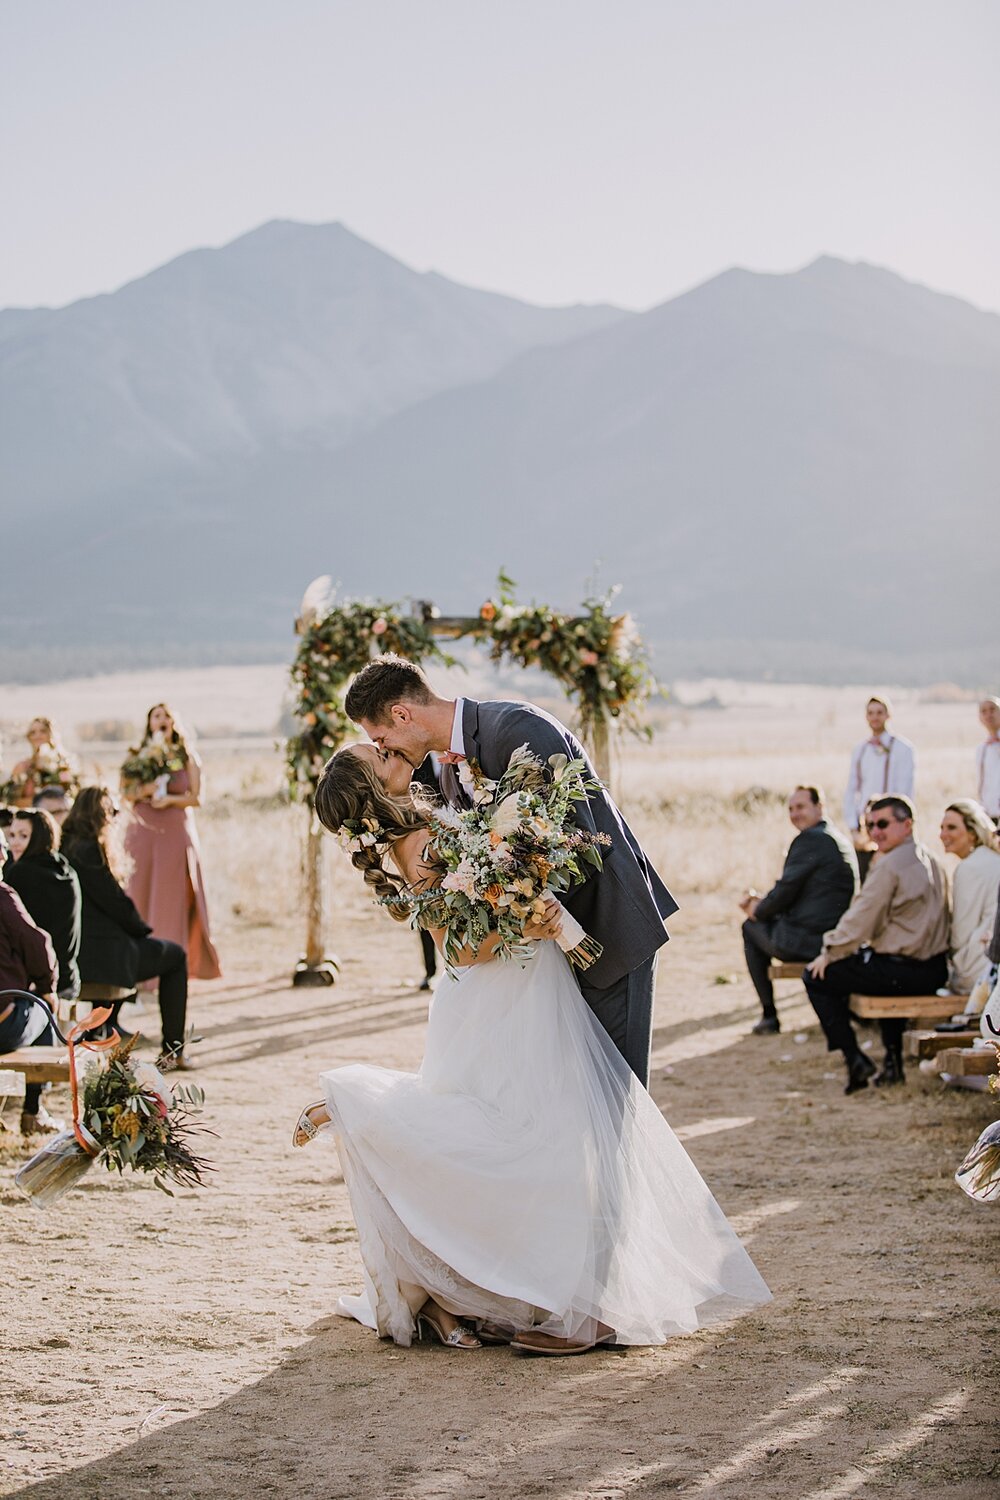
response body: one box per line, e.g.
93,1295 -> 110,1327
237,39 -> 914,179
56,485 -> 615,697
450,699 -> 466,757
842,730 -> 915,832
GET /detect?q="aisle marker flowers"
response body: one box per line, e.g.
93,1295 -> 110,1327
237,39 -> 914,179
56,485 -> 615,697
16,1010 -> 213,1207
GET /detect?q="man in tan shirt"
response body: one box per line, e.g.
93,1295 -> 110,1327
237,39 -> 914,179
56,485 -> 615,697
804,794 -> 949,1093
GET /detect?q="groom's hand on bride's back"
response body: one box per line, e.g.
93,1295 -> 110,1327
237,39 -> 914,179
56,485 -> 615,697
523,897 -> 563,942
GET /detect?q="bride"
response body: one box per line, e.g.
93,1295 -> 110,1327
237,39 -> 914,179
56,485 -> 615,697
294,743 -> 771,1355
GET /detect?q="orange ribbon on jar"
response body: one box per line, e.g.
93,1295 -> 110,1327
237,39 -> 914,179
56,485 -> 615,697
66,1007 -> 119,1154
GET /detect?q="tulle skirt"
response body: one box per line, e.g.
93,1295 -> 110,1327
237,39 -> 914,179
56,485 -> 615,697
320,943 -> 770,1346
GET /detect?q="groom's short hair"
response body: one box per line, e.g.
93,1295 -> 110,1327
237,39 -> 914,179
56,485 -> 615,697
345,655 -> 434,724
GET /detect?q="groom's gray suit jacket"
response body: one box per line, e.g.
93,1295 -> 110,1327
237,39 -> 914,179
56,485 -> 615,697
456,698 -> 677,989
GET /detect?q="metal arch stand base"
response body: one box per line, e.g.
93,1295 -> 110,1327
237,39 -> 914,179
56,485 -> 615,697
292,956 -> 341,988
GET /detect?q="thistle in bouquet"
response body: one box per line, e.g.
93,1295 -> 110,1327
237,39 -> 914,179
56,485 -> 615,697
401,745 -> 611,970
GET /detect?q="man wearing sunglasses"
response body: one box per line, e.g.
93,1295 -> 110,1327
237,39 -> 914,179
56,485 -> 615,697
804,794 -> 949,1093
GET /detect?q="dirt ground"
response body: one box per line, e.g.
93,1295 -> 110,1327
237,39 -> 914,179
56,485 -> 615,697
2,683 -> 999,1498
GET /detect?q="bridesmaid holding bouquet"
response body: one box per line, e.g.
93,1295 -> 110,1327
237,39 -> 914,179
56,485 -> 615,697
121,704 -> 221,980
1,717 -> 79,808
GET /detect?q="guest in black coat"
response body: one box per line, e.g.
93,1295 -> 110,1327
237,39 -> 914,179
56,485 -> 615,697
0,824 -> 63,1132
61,786 -> 192,1068
5,808 -> 81,999
739,785 -> 859,1034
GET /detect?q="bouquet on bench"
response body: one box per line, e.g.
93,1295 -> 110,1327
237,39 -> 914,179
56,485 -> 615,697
391,744 -> 609,970
16,1026 -> 212,1208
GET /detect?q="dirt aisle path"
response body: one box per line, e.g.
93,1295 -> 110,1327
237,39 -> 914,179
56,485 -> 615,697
2,897 -> 998,1499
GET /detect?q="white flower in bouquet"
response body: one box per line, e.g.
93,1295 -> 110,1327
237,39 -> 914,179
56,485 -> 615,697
132,1060 -> 173,1115
489,794 -> 525,839
34,745 -> 59,772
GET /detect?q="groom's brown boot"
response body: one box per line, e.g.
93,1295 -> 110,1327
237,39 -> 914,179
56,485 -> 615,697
510,1326 -> 615,1356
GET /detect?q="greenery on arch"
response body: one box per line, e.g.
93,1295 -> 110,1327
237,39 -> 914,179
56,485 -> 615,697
471,572 -> 656,743
285,573 -> 657,801
285,600 -> 447,800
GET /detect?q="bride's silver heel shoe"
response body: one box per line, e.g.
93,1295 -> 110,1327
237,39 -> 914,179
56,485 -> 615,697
292,1101 -> 329,1148
416,1306 -> 481,1350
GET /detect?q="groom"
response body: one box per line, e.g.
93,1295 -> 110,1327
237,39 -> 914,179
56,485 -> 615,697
344,654 -> 677,1088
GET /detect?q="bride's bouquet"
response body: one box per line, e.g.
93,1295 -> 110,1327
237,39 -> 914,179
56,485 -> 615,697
16,1033 -> 212,1208
120,731 -> 187,797
392,745 -> 609,969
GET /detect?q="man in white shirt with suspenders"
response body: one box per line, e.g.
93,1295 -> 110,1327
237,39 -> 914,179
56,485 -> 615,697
975,697 -> 1000,823
843,695 -> 915,880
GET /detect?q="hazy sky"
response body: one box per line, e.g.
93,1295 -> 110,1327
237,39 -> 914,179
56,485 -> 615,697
2,0 -> 997,313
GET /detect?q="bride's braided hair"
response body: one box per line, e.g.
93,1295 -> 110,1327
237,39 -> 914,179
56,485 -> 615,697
314,747 -> 428,920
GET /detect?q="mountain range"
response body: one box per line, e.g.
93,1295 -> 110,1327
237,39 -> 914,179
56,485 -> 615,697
2,221 -> 997,684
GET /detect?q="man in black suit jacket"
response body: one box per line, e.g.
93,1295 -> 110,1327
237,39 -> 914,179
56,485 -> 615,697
345,655 -> 677,1087
739,785 -> 858,1035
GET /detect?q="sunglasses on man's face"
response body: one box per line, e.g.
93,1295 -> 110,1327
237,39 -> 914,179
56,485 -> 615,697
867,817 -> 896,831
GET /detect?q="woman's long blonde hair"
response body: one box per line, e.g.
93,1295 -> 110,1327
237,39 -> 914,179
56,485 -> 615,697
945,798 -> 1000,854
314,748 -> 427,919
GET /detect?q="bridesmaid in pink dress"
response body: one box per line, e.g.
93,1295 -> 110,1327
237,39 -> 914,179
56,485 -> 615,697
122,704 -> 221,981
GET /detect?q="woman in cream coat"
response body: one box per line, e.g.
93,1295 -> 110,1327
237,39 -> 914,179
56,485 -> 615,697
940,799 -> 1000,996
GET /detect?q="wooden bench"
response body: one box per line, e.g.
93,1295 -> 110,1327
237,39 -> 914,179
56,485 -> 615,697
0,1046 -> 71,1084
850,994 -> 957,1023
904,1029 -> 980,1061
932,1047 -> 996,1078
769,961 -> 806,982
0,1046 -> 72,1126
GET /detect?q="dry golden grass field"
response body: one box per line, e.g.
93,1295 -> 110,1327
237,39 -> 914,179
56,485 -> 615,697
2,668 -> 998,1499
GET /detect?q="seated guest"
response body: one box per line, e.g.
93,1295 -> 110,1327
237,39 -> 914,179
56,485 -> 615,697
61,786 -> 192,1069
804,795 -> 949,1093
5,808 -> 81,1000
739,785 -> 858,1034
33,786 -> 72,826
0,827 -> 63,1134
939,799 -> 1000,996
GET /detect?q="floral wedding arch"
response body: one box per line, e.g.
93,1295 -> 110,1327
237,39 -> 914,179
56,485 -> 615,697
285,572 -> 656,984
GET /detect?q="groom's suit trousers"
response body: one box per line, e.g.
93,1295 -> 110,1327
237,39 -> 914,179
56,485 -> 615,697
578,954 -> 658,1089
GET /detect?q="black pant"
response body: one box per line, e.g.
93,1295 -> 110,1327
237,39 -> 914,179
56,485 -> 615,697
578,954 -> 658,1088
803,950 -> 948,1055
0,995 -> 55,1114
134,937 -> 188,1054
742,919 -> 817,1016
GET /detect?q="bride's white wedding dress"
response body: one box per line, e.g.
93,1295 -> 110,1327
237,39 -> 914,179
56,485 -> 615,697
320,943 -> 770,1346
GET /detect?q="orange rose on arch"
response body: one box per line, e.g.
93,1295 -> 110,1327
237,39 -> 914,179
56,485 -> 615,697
480,601 -> 497,622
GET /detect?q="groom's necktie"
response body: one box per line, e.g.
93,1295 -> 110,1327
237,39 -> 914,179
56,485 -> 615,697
438,754 -> 470,809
